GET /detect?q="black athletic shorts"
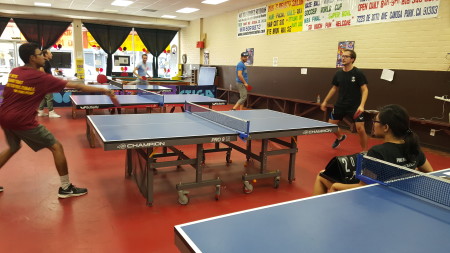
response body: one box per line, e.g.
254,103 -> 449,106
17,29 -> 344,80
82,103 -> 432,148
330,106 -> 364,122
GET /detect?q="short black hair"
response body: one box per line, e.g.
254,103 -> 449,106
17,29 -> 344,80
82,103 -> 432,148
19,43 -> 40,64
343,49 -> 356,61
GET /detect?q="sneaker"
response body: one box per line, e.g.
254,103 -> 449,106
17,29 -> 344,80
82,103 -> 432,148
37,110 -> 48,116
58,184 -> 88,198
0,186 -> 3,192
332,134 -> 347,148
230,109 -> 236,111
48,111 -> 61,118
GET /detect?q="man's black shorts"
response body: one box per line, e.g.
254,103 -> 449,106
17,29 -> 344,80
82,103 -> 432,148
330,106 -> 364,122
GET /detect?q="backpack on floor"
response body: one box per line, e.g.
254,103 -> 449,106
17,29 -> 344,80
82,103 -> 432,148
320,153 -> 360,184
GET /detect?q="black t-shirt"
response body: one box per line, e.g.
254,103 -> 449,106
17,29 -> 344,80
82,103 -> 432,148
43,60 -> 52,75
367,142 -> 426,169
331,67 -> 368,108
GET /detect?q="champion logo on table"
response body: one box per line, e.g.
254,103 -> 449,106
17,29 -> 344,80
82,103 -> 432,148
80,105 -> 100,109
117,144 -> 127,150
302,129 -> 333,135
117,142 -> 166,149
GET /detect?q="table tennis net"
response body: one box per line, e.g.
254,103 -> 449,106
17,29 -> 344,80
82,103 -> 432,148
109,80 -> 123,89
356,155 -> 450,208
137,90 -> 164,105
185,102 -> 250,135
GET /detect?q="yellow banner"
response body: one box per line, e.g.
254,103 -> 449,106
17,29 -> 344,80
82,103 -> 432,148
85,33 -> 170,52
49,30 -> 171,52
267,0 -> 305,35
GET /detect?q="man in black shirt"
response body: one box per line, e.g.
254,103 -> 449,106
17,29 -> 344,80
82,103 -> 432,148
38,49 -> 61,118
321,49 -> 368,150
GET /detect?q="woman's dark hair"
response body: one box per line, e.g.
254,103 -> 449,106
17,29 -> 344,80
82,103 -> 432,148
378,104 -> 420,162
19,42 -> 40,64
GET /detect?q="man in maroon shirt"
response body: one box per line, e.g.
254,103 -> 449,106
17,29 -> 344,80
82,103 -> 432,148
0,42 -> 116,198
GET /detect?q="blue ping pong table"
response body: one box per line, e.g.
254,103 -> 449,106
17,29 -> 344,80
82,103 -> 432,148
87,105 -> 337,205
64,80 -> 171,94
75,94 -> 227,148
175,167 -> 450,253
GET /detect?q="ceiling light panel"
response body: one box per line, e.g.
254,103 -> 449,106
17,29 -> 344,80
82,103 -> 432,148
111,0 -> 134,7
176,8 -> 199,14
202,0 -> 229,5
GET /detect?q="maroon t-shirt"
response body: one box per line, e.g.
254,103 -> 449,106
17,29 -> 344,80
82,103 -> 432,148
0,66 -> 67,130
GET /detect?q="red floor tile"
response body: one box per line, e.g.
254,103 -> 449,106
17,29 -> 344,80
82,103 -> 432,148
0,107 -> 448,252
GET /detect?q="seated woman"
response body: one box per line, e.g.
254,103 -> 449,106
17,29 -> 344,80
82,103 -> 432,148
313,104 -> 433,195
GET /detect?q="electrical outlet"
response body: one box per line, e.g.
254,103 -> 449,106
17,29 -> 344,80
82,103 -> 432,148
430,129 -> 436,136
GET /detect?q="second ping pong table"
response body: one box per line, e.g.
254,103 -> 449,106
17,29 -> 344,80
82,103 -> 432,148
87,103 -> 337,205
64,80 -> 172,94
175,161 -> 450,253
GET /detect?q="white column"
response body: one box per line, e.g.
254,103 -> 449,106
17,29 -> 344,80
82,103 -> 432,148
72,19 -> 85,79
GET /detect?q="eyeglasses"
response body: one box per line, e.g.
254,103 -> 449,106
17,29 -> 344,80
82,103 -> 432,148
341,55 -> 352,58
34,52 -> 44,56
372,120 -> 382,124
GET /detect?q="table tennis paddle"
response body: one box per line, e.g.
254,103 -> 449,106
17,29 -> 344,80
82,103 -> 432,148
142,76 -> 147,80
246,84 -> 253,91
353,110 -> 363,119
110,95 -> 121,107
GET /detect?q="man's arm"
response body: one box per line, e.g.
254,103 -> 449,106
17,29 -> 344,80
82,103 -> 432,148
65,82 -> 115,97
320,85 -> 338,111
133,67 -> 141,79
357,84 -> 368,113
237,70 -> 248,87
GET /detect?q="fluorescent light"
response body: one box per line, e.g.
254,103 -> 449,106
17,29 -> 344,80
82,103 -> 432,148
161,15 -> 177,19
176,8 -> 199,14
202,0 -> 229,4
104,9 -> 119,13
34,2 -> 52,7
111,0 -> 133,7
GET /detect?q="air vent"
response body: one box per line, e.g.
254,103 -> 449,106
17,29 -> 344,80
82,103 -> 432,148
142,9 -> 157,12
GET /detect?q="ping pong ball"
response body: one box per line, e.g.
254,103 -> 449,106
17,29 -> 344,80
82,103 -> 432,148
253,179 -> 257,183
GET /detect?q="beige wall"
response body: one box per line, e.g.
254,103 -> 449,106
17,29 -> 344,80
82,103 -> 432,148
180,19 -> 202,65
181,1 -> 450,71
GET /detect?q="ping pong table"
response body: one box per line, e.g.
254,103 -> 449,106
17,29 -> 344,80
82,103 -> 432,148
76,94 -> 227,148
87,103 -> 337,205
64,80 -> 171,94
174,158 -> 450,253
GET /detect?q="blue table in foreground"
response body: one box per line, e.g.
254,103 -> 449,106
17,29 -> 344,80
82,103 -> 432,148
75,94 -> 227,148
87,109 -> 337,205
175,169 -> 450,253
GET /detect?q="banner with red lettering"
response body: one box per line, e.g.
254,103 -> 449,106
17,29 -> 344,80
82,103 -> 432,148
304,0 -> 440,31
266,0 -> 305,35
238,0 -> 440,35
354,0 -> 440,26
237,6 -> 268,37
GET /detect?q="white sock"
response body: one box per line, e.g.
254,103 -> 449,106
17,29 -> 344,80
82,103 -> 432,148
60,174 -> 71,190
